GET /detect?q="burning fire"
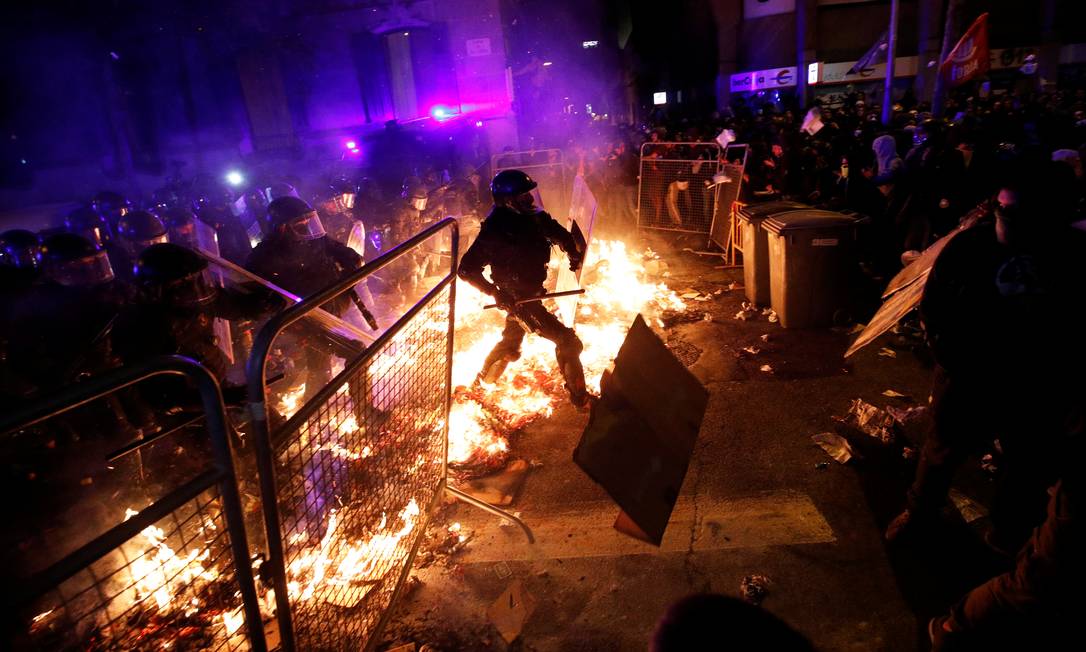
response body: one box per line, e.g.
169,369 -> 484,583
124,507 -> 218,613
448,239 -> 683,466
27,507 -> 248,646
286,499 -> 421,605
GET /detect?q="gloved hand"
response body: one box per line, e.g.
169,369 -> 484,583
493,288 -> 517,311
569,253 -> 584,273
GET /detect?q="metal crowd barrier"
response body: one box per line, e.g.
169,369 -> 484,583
1,356 -> 266,652
246,218 -> 531,652
637,141 -> 722,234
709,162 -> 747,263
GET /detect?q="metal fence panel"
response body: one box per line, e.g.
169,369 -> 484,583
709,162 -> 747,254
1,357 -> 265,652
637,142 -> 721,234
248,219 -> 458,652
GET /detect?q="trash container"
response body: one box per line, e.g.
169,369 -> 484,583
737,201 -> 807,305
763,210 -> 860,328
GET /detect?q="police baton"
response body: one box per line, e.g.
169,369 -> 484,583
483,288 -> 585,310
351,291 -> 380,330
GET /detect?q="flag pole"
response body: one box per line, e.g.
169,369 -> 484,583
881,0 -> 900,125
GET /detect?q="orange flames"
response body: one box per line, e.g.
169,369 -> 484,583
448,239 -> 683,466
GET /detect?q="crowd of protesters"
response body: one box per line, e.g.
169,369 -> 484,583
579,86 -> 1083,650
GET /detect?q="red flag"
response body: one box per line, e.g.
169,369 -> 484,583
941,13 -> 990,87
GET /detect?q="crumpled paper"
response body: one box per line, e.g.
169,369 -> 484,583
812,432 -> 857,464
848,399 -> 896,443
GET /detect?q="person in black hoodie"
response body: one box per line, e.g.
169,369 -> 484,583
458,170 -> 591,409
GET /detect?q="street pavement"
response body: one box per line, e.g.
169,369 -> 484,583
381,232 -> 1004,652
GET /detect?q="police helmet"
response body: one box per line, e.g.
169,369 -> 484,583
91,191 -> 131,225
0,229 -> 41,269
65,206 -> 113,248
267,196 -> 326,241
490,169 -> 538,198
40,232 -> 115,286
135,243 -> 217,306
116,210 -> 169,255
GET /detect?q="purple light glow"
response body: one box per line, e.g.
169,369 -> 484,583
475,120 -> 484,127
429,105 -> 457,121
345,140 -> 357,150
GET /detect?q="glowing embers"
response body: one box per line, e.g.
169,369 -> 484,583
286,499 -> 421,608
26,498 -> 248,651
447,240 -> 685,469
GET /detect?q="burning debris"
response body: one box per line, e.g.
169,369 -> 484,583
25,504 -> 249,652
447,239 -> 686,473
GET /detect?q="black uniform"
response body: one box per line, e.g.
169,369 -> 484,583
246,234 -> 366,400
246,236 -> 361,315
458,205 -> 588,404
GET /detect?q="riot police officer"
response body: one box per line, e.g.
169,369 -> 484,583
113,210 -> 170,279
65,206 -> 113,250
162,206 -> 199,249
246,196 -> 376,400
193,185 -> 251,265
458,169 -> 591,408
5,234 -> 126,395
112,243 -> 284,398
91,190 -> 132,232
315,177 -> 360,245
0,229 -> 42,271
0,229 -> 42,293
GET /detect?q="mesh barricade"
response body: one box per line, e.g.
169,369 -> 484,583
637,142 -> 721,233
1,358 -> 265,652
709,162 -> 746,253
248,219 -> 458,652
19,488 -> 251,651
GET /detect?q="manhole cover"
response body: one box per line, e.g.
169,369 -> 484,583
667,339 -> 703,367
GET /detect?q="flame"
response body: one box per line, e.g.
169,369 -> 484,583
447,239 -> 683,465
222,607 -> 245,636
277,384 -> 307,419
285,499 -> 422,603
123,508 -> 217,612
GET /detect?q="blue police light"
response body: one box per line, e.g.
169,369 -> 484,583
225,170 -> 244,186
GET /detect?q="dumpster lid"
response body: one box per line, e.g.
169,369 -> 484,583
762,210 -> 857,234
738,201 -> 807,221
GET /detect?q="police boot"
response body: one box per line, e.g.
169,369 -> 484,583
560,360 -> 594,411
476,353 -> 513,385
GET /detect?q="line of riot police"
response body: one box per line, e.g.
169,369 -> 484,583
0,168 -> 484,436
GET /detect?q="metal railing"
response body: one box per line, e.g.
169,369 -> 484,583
709,162 -> 747,263
1,356 -> 266,652
637,141 -> 722,234
246,218 -> 531,652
